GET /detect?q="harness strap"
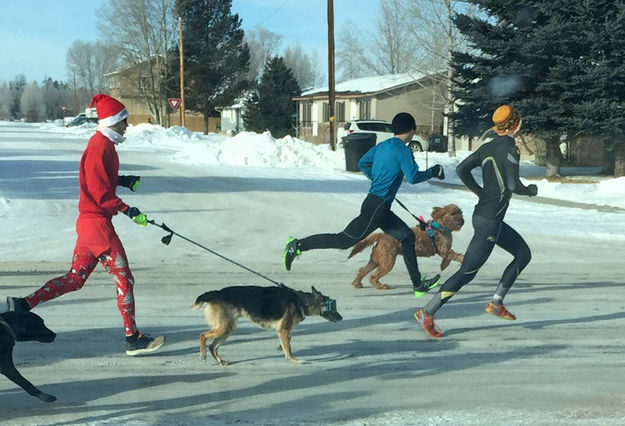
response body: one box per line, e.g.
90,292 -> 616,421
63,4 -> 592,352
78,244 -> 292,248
430,220 -> 452,233
393,200 -> 453,256
422,220 -> 452,254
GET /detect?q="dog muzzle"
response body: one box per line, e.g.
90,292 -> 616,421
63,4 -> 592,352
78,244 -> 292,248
321,298 -> 343,322
326,298 -> 337,313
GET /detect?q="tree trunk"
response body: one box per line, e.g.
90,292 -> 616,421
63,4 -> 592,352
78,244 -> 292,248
614,142 -> 625,177
544,138 -> 561,178
203,113 -> 209,135
154,105 -> 161,126
444,0 -> 456,158
601,139 -> 615,175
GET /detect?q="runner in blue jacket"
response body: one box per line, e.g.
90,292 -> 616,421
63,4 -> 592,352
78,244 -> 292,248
283,112 -> 445,295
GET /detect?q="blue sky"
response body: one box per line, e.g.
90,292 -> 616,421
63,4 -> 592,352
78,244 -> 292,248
0,0 -> 376,84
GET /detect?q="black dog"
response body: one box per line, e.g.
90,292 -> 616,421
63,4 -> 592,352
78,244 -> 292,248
0,311 -> 56,402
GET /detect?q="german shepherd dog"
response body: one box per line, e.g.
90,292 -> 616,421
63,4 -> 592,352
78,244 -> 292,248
348,204 -> 465,290
192,285 -> 342,365
0,311 -> 56,402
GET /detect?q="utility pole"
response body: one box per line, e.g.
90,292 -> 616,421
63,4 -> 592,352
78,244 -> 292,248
178,16 -> 187,127
73,71 -> 77,113
445,0 -> 455,157
327,0 -> 336,151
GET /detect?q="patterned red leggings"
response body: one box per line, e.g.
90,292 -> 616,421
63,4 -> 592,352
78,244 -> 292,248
25,237 -> 137,336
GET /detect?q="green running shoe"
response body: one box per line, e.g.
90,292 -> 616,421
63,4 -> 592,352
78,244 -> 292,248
413,274 -> 441,298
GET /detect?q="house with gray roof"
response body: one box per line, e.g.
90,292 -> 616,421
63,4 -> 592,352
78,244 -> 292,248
293,72 -> 447,145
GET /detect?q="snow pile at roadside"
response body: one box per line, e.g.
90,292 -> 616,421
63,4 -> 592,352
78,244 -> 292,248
170,130 -> 345,170
41,122 -> 346,172
31,121 -> 625,209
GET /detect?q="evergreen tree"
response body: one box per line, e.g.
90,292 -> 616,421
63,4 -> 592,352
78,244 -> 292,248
451,1 -> 625,176
175,0 -> 250,134
243,56 -> 301,138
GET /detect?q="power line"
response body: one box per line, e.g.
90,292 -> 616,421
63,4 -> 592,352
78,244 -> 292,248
249,0 -> 291,28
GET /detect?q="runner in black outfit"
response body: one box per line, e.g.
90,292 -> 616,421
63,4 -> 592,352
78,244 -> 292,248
283,112 -> 446,295
415,105 -> 538,338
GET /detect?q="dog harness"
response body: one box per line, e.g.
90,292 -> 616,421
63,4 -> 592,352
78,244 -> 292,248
418,215 -> 452,254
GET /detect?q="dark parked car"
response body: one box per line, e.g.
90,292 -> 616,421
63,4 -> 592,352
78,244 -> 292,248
66,113 -> 98,127
338,120 -> 429,152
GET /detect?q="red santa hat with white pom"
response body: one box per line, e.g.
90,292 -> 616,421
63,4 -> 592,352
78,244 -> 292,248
88,94 -> 129,127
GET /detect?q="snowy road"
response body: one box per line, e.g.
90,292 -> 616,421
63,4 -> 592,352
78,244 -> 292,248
1,123 -> 625,425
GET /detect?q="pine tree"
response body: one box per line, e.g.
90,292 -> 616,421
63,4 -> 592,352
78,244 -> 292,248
452,1 -> 625,176
175,0 -> 250,134
243,56 -> 301,138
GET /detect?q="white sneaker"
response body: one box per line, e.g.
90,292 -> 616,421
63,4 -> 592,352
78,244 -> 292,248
126,334 -> 165,356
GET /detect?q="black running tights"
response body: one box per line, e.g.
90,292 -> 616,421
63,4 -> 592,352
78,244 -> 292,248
298,194 -> 422,285
433,214 -> 531,308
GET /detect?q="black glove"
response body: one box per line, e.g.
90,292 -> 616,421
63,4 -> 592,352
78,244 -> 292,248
118,175 -> 141,192
527,184 -> 538,197
430,164 -> 445,180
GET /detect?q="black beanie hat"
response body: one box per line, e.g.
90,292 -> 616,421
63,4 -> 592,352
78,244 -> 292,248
391,112 -> 416,135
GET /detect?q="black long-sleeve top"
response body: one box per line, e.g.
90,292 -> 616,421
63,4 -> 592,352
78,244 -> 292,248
456,135 -> 534,220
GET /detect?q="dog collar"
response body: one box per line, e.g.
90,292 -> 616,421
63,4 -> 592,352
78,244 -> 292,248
429,220 -> 452,233
417,218 -> 452,255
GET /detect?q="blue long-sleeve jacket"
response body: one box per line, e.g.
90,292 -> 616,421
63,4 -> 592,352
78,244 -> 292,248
357,137 -> 432,203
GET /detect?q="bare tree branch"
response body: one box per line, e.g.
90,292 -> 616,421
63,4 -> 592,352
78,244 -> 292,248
98,0 -> 176,124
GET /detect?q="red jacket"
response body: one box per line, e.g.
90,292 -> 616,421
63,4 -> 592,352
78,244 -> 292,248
78,131 -> 129,219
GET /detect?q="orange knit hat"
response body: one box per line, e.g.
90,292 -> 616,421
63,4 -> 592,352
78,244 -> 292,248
492,105 -> 521,136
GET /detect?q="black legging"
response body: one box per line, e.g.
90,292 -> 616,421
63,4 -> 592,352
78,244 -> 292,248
298,194 -> 422,285
425,214 -> 531,314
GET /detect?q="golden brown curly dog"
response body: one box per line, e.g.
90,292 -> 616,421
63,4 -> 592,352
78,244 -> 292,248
348,204 -> 465,290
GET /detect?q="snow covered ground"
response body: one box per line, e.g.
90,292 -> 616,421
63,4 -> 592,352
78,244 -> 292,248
1,121 -> 625,425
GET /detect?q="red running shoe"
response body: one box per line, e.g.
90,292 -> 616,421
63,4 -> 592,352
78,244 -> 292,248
485,301 -> 516,320
415,308 -> 443,338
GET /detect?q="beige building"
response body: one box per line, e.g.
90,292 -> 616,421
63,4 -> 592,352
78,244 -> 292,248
106,59 -> 220,133
294,73 -> 447,144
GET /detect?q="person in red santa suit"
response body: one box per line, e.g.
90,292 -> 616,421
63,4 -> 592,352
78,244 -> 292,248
2,94 -> 164,356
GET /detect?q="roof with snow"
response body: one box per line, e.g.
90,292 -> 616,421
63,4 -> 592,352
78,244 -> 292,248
298,72 -> 426,97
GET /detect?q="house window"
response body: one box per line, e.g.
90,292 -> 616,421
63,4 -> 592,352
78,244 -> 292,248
301,102 -> 312,128
358,99 -> 371,120
323,101 -> 345,123
138,76 -> 150,92
322,102 -> 329,123
335,101 -> 345,122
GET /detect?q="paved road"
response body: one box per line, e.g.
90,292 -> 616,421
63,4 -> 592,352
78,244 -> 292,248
1,123 -> 624,425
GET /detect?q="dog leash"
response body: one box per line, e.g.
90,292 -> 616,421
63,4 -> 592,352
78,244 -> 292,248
395,198 -> 427,229
147,220 -> 284,287
147,220 -> 339,314
396,199 -> 452,254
